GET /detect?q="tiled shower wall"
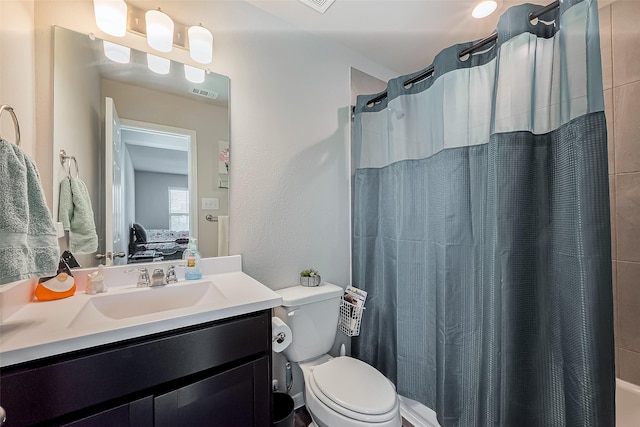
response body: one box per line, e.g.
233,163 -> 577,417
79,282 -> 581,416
600,0 -> 640,385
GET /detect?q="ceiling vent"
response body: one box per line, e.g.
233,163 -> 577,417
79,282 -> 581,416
298,0 -> 336,14
189,87 -> 219,99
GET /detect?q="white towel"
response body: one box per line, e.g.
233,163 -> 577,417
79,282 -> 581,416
218,215 -> 229,256
0,139 -> 59,285
58,176 -> 98,254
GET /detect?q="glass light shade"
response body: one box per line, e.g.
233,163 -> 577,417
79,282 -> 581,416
93,0 -> 127,37
146,9 -> 174,52
147,54 -> 170,74
472,1 -> 498,18
188,25 -> 213,64
103,41 -> 130,63
184,65 -> 205,84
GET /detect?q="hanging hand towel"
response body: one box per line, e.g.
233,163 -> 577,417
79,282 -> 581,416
0,139 -> 60,285
58,175 -> 98,254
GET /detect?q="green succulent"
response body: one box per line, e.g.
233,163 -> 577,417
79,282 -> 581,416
300,268 -> 319,277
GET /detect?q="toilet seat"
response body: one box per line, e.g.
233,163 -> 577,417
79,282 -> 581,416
307,357 -> 398,423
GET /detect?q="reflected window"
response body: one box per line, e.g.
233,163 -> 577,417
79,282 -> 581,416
169,187 -> 189,231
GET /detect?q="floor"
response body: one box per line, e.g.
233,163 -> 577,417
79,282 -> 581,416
294,407 -> 312,427
294,406 -> 415,427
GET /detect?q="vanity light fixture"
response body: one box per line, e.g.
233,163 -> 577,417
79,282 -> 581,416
146,9 -> 174,52
93,0 -> 127,37
147,54 -> 171,74
184,65 -> 205,84
472,1 -> 498,18
188,25 -> 213,64
103,40 -> 130,63
94,1 -> 214,64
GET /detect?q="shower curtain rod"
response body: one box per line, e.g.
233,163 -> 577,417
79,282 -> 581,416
363,0 -> 560,107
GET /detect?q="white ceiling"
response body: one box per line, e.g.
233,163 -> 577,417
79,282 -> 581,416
124,0 -> 617,89
121,127 -> 189,175
245,0 -> 552,75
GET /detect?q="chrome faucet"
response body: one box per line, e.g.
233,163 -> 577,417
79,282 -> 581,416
125,267 -> 150,287
151,268 -> 167,287
166,265 -> 178,284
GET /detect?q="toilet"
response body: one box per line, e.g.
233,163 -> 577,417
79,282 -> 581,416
274,283 -> 401,427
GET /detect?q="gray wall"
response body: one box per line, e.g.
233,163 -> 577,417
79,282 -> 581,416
134,171 -> 188,230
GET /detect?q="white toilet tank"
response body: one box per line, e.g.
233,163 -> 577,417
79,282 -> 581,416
274,283 -> 343,363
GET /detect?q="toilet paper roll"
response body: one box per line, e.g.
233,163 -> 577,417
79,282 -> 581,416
272,317 -> 292,353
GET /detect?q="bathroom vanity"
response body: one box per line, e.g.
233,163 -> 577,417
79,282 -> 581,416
0,256 -> 281,426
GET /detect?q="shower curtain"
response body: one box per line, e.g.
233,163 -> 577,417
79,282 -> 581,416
351,1 -> 615,426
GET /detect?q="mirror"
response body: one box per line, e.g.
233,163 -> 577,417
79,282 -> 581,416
52,26 -> 230,268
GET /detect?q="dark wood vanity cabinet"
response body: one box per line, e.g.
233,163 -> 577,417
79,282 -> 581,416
0,310 -> 272,426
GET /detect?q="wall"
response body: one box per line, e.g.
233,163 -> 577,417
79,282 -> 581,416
30,0 -> 397,289
222,11 -> 396,289
134,171 -> 188,229
600,0 -> 640,385
0,0 -> 36,156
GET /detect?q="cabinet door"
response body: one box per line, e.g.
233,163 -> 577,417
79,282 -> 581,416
62,396 -> 152,427
155,356 -> 270,427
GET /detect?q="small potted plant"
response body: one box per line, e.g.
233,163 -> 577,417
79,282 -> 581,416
300,268 -> 321,287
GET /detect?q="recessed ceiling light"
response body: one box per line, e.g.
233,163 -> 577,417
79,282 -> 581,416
472,1 -> 498,19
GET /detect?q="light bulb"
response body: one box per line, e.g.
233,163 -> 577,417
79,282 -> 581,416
188,25 -> 213,64
147,54 -> 170,74
184,65 -> 205,84
103,40 -> 130,63
472,1 -> 498,19
146,9 -> 174,52
93,0 -> 127,37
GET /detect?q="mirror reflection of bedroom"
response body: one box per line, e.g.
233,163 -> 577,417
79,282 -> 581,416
124,121 -> 195,264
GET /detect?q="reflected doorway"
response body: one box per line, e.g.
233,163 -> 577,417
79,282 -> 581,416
119,119 -> 198,264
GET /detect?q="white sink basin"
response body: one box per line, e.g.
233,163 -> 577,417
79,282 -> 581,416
69,281 -> 225,326
0,256 -> 286,369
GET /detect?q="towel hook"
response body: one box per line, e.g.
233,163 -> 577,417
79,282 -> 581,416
0,104 -> 21,146
59,149 -> 79,178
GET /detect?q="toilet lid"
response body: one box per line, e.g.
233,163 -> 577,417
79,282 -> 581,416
311,357 -> 397,416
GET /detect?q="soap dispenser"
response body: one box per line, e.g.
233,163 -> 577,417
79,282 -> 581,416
183,238 -> 202,280
86,264 -> 107,295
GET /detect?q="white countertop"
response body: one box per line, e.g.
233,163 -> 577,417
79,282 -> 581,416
0,256 -> 282,368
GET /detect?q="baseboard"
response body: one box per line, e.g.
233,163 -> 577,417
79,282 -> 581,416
398,396 -> 440,427
292,392 -> 305,409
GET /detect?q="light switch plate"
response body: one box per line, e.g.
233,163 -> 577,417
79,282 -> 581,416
202,197 -> 219,210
